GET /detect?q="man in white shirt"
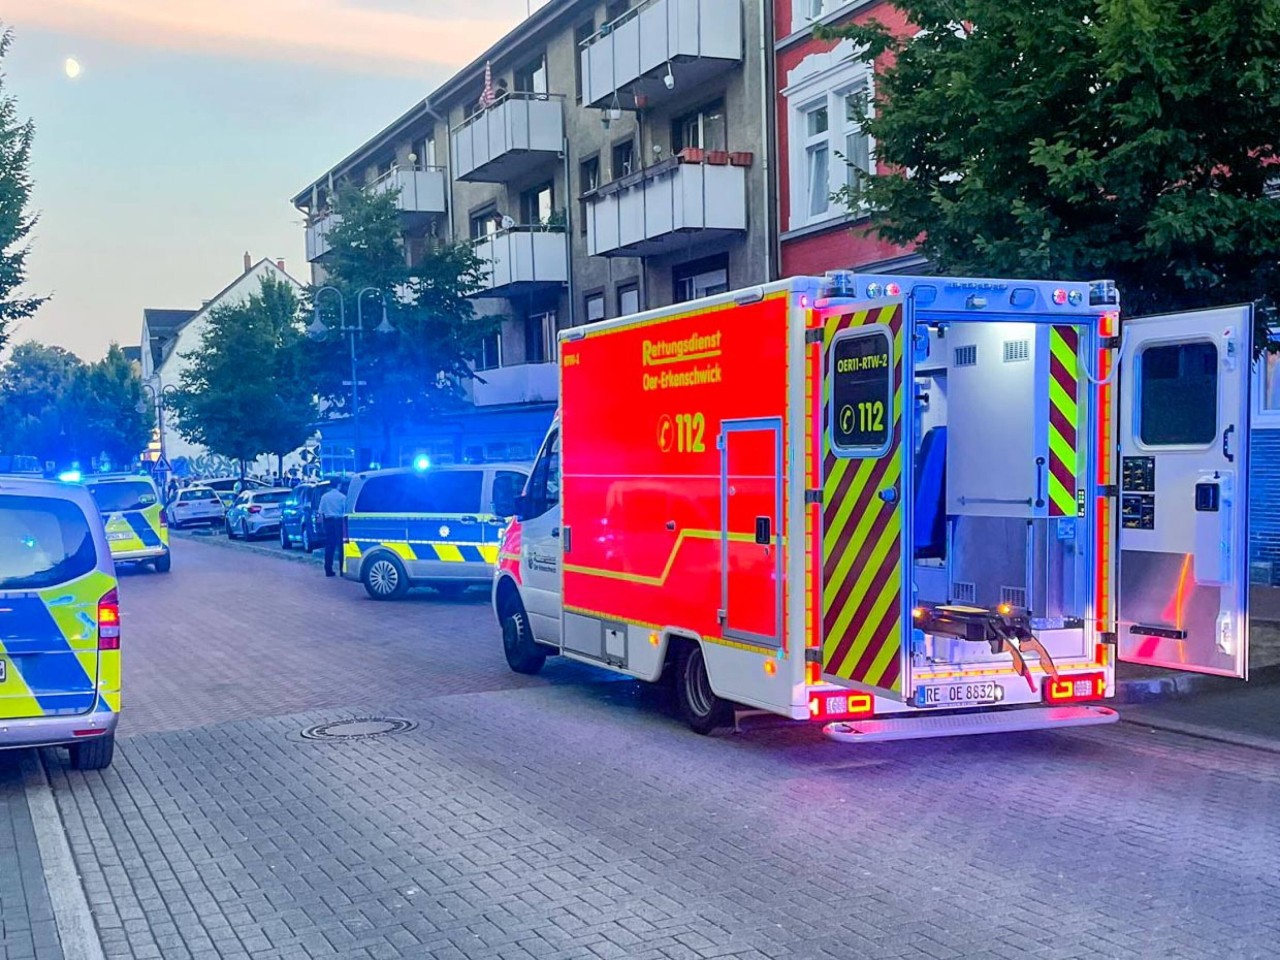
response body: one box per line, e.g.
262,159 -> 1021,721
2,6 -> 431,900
317,484 -> 348,578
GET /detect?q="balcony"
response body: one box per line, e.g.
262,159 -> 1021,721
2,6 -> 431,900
580,0 -> 742,111
584,158 -> 746,258
471,227 -> 569,297
368,165 -> 447,226
306,212 -> 340,262
452,93 -> 565,183
472,362 -> 559,407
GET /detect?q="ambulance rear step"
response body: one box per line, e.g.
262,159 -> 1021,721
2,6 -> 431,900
823,704 -> 1117,743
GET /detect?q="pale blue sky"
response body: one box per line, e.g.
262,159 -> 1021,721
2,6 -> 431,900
4,1 -> 541,359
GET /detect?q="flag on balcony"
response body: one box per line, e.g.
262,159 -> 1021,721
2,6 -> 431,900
481,60 -> 495,108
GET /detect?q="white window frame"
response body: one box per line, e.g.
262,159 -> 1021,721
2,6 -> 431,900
792,0 -> 829,32
476,330 -> 501,372
782,40 -> 875,231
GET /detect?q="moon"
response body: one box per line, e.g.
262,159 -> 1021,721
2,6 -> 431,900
64,57 -> 82,79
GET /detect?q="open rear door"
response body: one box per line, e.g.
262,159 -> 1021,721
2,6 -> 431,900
1117,305 -> 1252,677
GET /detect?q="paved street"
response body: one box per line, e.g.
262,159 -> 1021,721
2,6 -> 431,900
3,536 -> 1280,960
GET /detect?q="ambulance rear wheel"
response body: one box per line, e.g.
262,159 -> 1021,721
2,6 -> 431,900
69,733 -> 114,771
502,609 -> 545,675
363,554 -> 408,600
676,642 -> 734,735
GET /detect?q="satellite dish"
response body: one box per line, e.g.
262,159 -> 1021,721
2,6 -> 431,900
500,214 -> 515,230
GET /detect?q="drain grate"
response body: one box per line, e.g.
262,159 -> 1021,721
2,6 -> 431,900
300,717 -> 417,741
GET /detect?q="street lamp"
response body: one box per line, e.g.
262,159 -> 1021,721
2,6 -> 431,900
140,381 -> 178,471
307,286 -> 395,473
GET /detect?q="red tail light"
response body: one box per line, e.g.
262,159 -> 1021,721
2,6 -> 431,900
98,589 -> 120,650
248,505 -> 262,514
1044,673 -> 1105,703
158,510 -> 168,527
808,690 -> 874,721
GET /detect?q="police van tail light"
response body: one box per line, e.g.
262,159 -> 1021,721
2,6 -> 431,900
158,509 -> 168,527
98,589 -> 121,650
1044,673 -> 1104,704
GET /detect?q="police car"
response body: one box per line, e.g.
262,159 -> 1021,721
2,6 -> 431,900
0,476 -> 120,769
343,461 -> 528,600
83,473 -> 171,573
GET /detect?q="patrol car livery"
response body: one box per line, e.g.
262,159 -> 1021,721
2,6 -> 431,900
343,463 -> 528,600
494,274 -> 1254,741
85,474 -> 171,573
0,477 -> 121,769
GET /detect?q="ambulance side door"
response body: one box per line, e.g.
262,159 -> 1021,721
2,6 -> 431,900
1117,305 -> 1252,678
520,428 -> 563,644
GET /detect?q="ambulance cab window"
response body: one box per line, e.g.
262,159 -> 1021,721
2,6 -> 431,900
526,431 -> 561,517
1139,341 -> 1218,446
491,470 -> 526,518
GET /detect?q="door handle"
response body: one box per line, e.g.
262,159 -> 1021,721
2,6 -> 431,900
1034,456 -> 1046,508
1223,423 -> 1236,463
551,527 -> 560,537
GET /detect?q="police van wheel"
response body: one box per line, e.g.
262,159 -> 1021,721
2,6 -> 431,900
676,642 -> 734,735
154,552 -> 172,574
69,733 -> 114,771
501,610 -> 545,675
280,528 -> 292,550
363,555 -> 408,600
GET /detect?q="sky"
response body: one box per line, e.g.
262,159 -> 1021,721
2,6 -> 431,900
3,0 -> 544,360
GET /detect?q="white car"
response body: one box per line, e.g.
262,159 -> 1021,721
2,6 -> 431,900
166,485 -> 224,528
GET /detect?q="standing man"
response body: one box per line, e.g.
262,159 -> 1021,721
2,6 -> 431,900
318,482 -> 348,578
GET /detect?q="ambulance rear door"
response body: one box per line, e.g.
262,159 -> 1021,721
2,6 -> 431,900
1117,305 -> 1252,677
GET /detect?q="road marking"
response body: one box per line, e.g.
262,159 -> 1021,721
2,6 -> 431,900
21,752 -> 106,960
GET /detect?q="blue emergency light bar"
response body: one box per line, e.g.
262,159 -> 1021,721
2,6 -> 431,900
819,271 -> 1117,316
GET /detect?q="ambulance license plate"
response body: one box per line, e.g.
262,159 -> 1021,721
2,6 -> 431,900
918,681 -> 1001,708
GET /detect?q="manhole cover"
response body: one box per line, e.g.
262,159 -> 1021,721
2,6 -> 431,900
300,717 -> 418,741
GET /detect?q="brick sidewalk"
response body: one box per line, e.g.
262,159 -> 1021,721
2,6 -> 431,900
0,755 -> 63,960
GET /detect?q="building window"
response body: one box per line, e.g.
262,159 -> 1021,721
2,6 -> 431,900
514,54 -> 548,95
784,48 -> 876,230
585,293 -> 605,323
1255,342 -> 1280,425
673,254 -> 729,303
611,140 -> 634,180
574,20 -> 594,101
673,99 -> 727,153
526,312 -> 557,364
617,282 -> 640,317
470,207 -> 499,239
476,331 -> 501,371
579,155 -> 600,235
520,182 -> 554,226
420,136 -> 436,168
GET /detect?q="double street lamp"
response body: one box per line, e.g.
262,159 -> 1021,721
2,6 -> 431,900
139,381 -> 178,470
306,286 -> 395,473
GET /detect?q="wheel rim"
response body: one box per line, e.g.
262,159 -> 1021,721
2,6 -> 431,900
684,649 -> 715,718
368,560 -> 399,595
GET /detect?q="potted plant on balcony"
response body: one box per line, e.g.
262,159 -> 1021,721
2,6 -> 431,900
729,151 -> 754,167
706,149 -> 730,165
677,146 -> 705,164
540,209 -> 568,232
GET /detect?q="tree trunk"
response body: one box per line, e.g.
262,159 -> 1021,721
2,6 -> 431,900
276,453 -> 284,479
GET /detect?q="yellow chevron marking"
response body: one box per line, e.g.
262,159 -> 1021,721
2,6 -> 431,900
433,543 -> 465,563
479,545 -> 501,563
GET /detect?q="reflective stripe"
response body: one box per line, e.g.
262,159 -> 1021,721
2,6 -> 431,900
124,511 -> 163,548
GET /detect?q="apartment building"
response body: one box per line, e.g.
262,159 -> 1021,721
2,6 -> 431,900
292,0 -> 771,467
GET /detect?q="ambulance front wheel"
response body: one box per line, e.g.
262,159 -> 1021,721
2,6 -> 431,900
502,609 -> 545,675
675,642 -> 734,735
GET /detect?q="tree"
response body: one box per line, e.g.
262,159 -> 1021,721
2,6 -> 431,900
167,277 -> 316,476
822,0 -> 1280,342
64,344 -> 153,469
307,184 -> 492,465
0,341 -> 83,463
0,27 -> 48,349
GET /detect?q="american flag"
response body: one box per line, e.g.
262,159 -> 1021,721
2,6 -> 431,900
480,60 -> 495,108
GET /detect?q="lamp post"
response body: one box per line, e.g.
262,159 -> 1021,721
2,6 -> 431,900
140,381 -> 178,467
307,286 -> 394,473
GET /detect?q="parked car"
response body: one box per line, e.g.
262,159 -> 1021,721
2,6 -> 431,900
200,476 -> 268,504
224,488 -> 291,540
166,485 -> 224,528
279,480 -> 335,552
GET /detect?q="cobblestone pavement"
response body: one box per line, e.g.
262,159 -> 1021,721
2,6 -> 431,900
5,537 -> 1280,959
0,757 -> 63,960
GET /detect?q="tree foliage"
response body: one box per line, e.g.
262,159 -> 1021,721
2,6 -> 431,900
0,341 -> 152,469
823,0 -> 1280,340
307,184 -> 492,461
0,27 -> 47,349
167,277 -> 316,472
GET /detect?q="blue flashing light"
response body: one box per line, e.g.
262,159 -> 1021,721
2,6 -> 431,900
58,470 -> 82,483
413,454 -> 431,472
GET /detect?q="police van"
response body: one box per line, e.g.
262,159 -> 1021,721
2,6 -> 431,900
343,461 -> 528,600
0,476 -> 121,769
84,473 -> 171,573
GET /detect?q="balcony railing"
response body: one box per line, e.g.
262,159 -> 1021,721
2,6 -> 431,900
584,158 -> 746,257
580,0 -> 742,110
368,165 -> 447,223
452,93 -> 565,183
471,362 -> 559,407
471,226 -> 569,297
306,212 -> 340,262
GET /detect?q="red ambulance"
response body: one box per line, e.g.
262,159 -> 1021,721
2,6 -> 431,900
493,273 -> 1253,741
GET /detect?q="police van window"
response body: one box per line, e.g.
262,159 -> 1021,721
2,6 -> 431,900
0,495 -> 97,589
829,327 -> 893,457
492,470 -> 526,518
1139,341 -> 1218,446
355,471 -> 482,514
86,480 -> 157,513
526,432 -> 561,517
